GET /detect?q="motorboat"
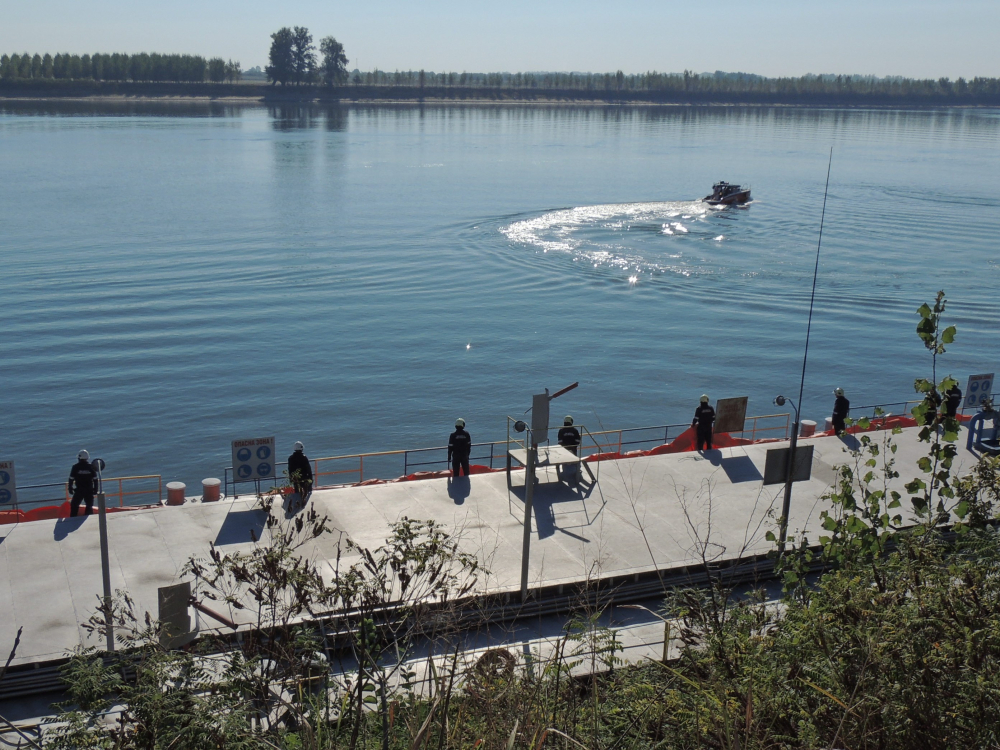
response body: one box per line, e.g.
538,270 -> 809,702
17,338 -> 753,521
704,181 -> 751,205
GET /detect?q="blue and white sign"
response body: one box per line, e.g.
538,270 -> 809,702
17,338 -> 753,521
0,461 -> 16,505
231,437 -> 276,482
965,373 -> 994,410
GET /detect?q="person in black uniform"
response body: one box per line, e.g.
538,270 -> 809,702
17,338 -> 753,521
944,382 -> 963,419
832,388 -> 850,435
692,395 -> 715,452
557,415 -> 582,480
448,418 -> 472,478
68,450 -> 98,517
925,388 -> 942,426
287,441 -> 313,507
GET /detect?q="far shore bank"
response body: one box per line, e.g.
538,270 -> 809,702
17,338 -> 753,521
2,80 -> 998,108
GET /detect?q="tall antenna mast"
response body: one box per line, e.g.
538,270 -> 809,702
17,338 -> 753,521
778,147 -> 834,553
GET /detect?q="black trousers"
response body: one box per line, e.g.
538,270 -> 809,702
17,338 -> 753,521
696,428 -> 713,451
451,455 -> 470,477
71,492 -> 94,517
832,416 -> 846,434
292,478 -> 313,504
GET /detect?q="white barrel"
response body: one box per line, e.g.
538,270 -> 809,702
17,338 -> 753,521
824,417 -> 834,432
799,420 -> 817,437
166,481 -> 186,506
202,478 -> 221,502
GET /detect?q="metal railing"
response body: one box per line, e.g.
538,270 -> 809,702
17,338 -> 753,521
222,412 -> 797,497
744,412 -> 792,441
851,401 -> 921,420
2,475 -> 163,513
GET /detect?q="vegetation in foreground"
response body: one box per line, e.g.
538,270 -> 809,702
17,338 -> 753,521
36,291 -> 1000,749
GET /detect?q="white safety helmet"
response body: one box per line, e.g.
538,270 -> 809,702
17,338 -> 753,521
455,418 -> 465,428
78,450 -> 90,461
564,415 -> 574,426
293,441 -> 304,452
700,394 -> 710,404
834,387 -> 845,397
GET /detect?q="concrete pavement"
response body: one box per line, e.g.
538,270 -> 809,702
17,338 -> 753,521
0,425 -> 979,668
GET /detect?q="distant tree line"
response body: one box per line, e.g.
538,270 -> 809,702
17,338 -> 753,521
266,27 -> 348,86
346,68 -> 1000,102
0,52 -> 242,82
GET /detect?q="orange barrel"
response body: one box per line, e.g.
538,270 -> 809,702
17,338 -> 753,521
166,482 -> 186,506
202,477 -> 221,502
799,420 -> 817,437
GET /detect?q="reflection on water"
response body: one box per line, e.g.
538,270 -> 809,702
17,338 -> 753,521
2,100 -> 997,142
268,104 -> 347,131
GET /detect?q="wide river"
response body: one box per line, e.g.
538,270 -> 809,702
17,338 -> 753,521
2,102 -> 999,493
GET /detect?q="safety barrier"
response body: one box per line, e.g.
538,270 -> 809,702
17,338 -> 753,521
220,402 -> 972,497
4,475 -> 163,513
0,475 -> 164,525
222,412 -> 796,496
852,401 -> 922,420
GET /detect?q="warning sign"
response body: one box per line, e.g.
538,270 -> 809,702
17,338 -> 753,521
232,437 -> 275,482
965,373 -> 994,410
0,461 -> 15,505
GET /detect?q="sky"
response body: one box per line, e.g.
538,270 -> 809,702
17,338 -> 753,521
3,0 -> 999,79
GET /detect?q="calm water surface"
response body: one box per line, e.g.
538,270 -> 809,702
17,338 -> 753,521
2,102 -> 999,491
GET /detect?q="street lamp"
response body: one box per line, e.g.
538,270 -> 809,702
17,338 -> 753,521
520,381 -> 578,601
92,457 -> 114,652
773,395 -> 800,553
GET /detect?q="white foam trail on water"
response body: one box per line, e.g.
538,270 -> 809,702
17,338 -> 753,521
501,201 -> 712,275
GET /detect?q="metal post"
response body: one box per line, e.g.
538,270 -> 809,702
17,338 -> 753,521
95,466 -> 114,652
520,440 -> 537,601
777,418 -> 799,554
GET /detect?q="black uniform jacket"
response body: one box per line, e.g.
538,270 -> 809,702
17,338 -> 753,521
693,404 -> 716,431
558,426 -> 581,451
287,451 -> 313,481
448,428 -> 472,459
833,395 -> 850,420
69,460 -> 98,495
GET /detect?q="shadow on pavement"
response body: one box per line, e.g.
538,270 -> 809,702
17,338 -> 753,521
214,508 -> 267,546
447,476 -> 471,505
53,515 -> 87,541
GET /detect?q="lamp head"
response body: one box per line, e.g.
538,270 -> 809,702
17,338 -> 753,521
513,420 -> 527,433
774,395 -> 787,407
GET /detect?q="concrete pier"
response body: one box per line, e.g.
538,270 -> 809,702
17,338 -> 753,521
0,426 -> 981,669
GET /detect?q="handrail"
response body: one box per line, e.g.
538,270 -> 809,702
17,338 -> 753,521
216,410 -> 811,496
851,400 -> 921,418
3,475 -> 163,512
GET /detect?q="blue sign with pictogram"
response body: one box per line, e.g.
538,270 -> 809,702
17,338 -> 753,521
965,373 -> 994,410
0,461 -> 16,505
232,437 -> 276,482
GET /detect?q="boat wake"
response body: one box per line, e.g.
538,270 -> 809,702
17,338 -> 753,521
500,200 -> 730,279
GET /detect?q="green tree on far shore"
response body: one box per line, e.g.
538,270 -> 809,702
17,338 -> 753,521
291,26 -> 316,84
207,57 -> 225,83
319,36 -> 348,86
266,27 -> 294,85
224,59 -> 241,83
